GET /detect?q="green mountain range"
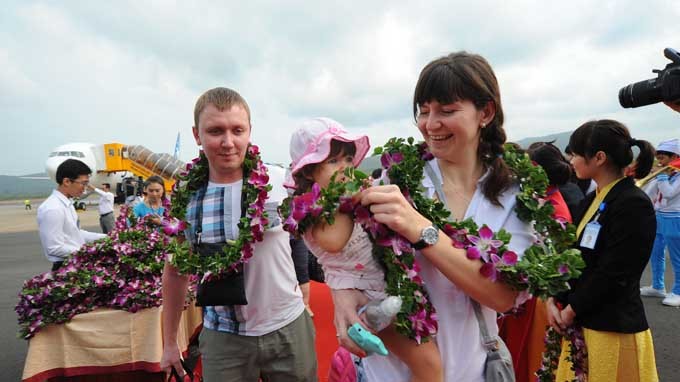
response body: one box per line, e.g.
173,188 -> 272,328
0,174 -> 54,200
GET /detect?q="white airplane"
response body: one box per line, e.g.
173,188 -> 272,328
45,142 -> 185,205
46,143 -> 129,188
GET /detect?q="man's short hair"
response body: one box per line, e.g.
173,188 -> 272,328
56,159 -> 92,184
102,183 -> 111,190
194,87 -> 251,129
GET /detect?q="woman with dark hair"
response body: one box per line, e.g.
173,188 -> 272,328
495,142 -> 578,381
133,175 -> 166,225
548,120 -> 658,381
528,142 -> 583,220
331,52 -> 535,381
565,144 -> 597,196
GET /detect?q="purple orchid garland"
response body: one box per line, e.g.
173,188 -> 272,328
282,137 -> 586,376
16,206 -> 197,339
279,167 -> 439,343
167,145 -> 271,281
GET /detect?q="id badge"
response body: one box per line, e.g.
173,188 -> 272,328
580,222 -> 601,249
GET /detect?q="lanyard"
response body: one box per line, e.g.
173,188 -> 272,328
591,202 -> 606,223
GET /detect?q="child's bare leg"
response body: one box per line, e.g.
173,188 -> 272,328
378,325 -> 443,382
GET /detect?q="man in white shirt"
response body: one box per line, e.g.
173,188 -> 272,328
160,87 -> 316,381
37,159 -> 107,271
89,183 -> 115,233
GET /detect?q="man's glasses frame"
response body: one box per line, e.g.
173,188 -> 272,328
69,179 -> 90,187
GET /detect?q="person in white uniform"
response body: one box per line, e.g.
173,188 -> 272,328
332,52 -> 534,382
89,183 -> 115,234
37,159 -> 106,271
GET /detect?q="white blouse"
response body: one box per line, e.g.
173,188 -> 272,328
363,159 -> 535,382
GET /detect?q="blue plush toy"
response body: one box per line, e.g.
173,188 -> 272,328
347,323 -> 389,356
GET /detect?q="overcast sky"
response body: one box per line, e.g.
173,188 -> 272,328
1,1 -> 679,176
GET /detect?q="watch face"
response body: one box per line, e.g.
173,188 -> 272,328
422,226 -> 439,245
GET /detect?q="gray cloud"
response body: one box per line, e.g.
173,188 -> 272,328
1,1 -> 679,175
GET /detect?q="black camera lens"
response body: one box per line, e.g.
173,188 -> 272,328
618,79 -> 662,108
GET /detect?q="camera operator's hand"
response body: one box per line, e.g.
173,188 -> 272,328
664,101 -> 680,113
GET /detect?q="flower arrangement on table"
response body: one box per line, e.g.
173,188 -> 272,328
16,206 -> 196,340
165,144 -> 271,282
280,136 -> 588,379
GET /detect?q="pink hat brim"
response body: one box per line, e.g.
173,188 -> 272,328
290,132 -> 370,176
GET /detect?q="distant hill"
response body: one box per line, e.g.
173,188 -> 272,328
0,174 -> 53,200
516,131 -> 572,152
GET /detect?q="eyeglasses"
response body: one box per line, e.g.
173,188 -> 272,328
69,179 -> 90,187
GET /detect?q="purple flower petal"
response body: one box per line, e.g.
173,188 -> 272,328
502,251 -> 518,266
558,263 -> 569,275
478,226 -> 494,240
467,247 -> 481,260
480,262 -> 497,281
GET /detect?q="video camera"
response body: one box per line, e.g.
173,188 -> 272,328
619,48 -> 680,108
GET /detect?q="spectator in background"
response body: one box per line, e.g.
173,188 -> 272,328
24,199 -> 32,210
124,178 -> 144,207
548,119 -> 658,381
565,144 -> 597,196
88,183 -> 115,234
640,138 -> 680,307
496,141 -> 578,381
37,159 -> 106,271
528,141 -> 583,220
133,176 -> 166,226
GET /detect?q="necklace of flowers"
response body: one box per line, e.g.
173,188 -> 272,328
279,168 -> 438,344
279,137 -> 587,373
165,145 -> 271,282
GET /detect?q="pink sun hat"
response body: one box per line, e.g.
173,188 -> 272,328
288,117 -> 370,179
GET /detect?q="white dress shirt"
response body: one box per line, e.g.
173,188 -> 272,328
643,173 -> 680,213
37,190 -> 106,262
93,187 -> 115,215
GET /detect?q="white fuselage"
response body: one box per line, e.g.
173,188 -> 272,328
45,143 -> 131,189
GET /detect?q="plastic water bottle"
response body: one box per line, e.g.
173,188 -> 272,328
363,296 -> 403,332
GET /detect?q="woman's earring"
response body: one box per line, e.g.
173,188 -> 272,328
480,123 -> 486,129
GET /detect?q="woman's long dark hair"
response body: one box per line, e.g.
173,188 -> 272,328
527,142 -> 572,186
413,51 -> 511,206
568,119 -> 654,179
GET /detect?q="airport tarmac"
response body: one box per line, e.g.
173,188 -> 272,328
0,200 -> 678,381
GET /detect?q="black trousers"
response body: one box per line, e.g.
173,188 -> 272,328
51,261 -> 64,272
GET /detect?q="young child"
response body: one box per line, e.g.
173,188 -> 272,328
286,117 -> 443,382
640,138 -> 680,306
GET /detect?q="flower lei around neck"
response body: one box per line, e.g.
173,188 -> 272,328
279,164 -> 439,344
165,145 -> 271,282
280,137 -> 588,378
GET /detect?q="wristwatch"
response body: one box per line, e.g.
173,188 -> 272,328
412,225 -> 439,250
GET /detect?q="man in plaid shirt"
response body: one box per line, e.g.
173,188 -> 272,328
161,87 -> 317,381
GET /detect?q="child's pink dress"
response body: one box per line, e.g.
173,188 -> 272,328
304,224 -> 386,299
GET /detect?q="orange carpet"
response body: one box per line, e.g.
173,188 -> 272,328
310,281 -> 338,382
